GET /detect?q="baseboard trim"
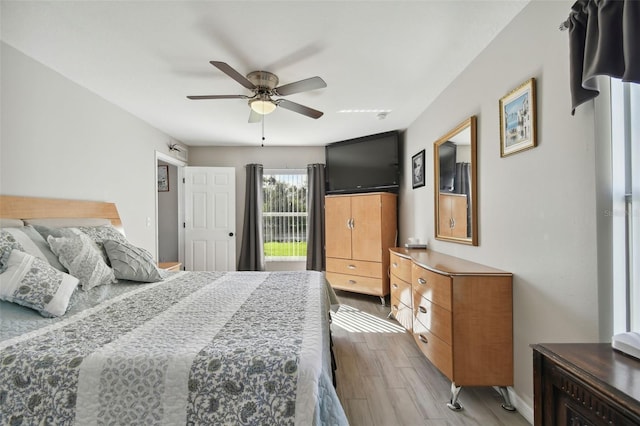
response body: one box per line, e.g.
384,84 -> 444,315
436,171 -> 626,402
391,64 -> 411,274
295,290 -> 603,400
493,386 -> 533,424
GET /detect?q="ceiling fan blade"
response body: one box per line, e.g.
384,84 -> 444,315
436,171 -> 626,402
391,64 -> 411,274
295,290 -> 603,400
277,99 -> 324,119
248,109 -> 262,123
187,95 -> 249,100
210,61 -> 256,90
275,76 -> 327,96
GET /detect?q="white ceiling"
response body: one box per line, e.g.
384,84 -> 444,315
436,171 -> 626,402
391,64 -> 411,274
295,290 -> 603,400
1,1 -> 529,147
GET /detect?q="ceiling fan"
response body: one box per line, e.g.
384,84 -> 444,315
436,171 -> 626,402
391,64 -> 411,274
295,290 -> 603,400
187,61 -> 327,122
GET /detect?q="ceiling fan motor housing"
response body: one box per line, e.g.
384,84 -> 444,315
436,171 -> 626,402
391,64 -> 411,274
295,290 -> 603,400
247,71 -> 279,91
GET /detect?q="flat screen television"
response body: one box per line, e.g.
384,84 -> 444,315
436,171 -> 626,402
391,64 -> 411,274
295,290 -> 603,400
325,131 -> 400,194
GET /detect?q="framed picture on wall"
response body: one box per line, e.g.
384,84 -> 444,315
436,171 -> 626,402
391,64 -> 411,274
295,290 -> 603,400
412,149 -> 425,189
157,165 -> 169,192
499,77 -> 537,157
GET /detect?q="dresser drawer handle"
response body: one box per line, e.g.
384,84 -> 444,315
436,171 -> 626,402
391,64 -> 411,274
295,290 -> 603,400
392,262 -> 398,268
392,283 -> 398,289
417,278 -> 427,285
418,306 -> 427,314
348,279 -> 357,285
418,335 -> 429,344
392,304 -> 398,310
347,264 -> 356,270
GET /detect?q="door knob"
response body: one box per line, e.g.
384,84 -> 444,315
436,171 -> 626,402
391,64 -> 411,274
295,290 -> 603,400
229,232 -> 234,237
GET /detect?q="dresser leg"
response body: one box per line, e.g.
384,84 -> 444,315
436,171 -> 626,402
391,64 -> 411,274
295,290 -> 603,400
447,382 -> 463,411
379,296 -> 386,306
497,386 -> 516,411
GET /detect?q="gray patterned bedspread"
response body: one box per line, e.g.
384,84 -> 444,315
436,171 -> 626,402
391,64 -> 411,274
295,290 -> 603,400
0,271 -> 348,425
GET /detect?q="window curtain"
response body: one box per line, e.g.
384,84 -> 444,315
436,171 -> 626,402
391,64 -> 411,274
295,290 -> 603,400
567,0 -> 640,114
306,163 -> 326,271
238,164 -> 265,271
454,163 -> 471,238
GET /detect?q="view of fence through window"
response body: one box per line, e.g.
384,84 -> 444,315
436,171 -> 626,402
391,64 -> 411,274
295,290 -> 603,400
263,171 -> 308,260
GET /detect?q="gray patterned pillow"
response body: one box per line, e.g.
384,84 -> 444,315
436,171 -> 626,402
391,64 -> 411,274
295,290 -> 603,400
35,224 -> 127,265
103,239 -> 164,282
0,249 -> 79,317
0,230 -> 25,273
77,225 -> 128,263
47,233 -> 116,291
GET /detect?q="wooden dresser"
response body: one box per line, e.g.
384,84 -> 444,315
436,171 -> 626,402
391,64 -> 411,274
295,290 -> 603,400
325,193 -> 397,305
390,247 -> 514,410
532,343 -> 640,425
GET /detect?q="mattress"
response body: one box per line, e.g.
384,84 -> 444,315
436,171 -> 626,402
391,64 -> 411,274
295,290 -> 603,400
0,270 -> 347,425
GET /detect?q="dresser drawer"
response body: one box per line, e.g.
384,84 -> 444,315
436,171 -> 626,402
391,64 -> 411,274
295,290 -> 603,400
390,295 -> 413,331
326,272 -> 384,296
414,329 -> 453,380
326,257 -> 383,278
390,276 -> 412,309
412,295 -> 452,345
411,264 -> 452,311
390,252 -> 412,282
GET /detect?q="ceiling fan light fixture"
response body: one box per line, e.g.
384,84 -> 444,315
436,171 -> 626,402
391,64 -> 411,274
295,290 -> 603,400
250,98 -> 277,115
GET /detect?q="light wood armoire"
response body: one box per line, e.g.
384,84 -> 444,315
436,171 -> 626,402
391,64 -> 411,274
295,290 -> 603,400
438,193 -> 468,238
325,192 -> 397,304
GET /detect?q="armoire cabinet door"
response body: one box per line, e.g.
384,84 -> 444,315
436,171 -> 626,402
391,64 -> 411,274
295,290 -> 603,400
325,196 -> 352,259
350,195 -> 383,262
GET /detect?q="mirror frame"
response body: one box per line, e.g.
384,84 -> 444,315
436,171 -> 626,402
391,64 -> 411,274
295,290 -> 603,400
433,115 -> 478,246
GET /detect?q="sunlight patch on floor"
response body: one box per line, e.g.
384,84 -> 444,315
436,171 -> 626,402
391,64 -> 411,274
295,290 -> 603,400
331,304 -> 406,333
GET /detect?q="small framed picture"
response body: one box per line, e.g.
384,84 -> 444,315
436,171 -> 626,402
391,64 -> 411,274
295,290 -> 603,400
499,78 -> 537,157
411,149 -> 425,189
157,165 -> 169,192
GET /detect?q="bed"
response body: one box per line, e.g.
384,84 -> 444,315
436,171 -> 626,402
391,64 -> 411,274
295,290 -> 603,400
0,195 -> 347,425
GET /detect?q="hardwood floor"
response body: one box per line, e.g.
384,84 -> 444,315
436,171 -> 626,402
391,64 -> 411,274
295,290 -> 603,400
330,290 -> 530,426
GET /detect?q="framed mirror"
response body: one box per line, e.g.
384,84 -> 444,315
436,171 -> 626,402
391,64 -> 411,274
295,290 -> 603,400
434,116 -> 478,245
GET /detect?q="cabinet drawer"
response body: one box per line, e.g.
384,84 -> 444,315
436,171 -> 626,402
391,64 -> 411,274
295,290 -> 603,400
414,329 -> 453,380
411,264 -> 452,311
326,272 -> 384,296
390,295 -> 413,331
412,295 -> 452,345
390,252 -> 411,282
390,277 -> 412,309
326,258 -> 383,278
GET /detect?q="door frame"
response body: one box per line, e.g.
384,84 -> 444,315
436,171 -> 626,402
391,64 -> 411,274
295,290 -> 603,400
155,151 -> 186,265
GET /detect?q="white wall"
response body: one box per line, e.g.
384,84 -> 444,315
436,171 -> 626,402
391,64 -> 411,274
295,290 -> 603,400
188,145 -> 325,269
1,43 -> 182,255
399,0 -> 599,418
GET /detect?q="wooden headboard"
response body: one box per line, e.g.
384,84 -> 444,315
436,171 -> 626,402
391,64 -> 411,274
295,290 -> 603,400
0,195 -> 123,230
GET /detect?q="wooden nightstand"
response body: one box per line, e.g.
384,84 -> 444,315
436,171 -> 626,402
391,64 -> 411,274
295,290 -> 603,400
158,262 -> 182,272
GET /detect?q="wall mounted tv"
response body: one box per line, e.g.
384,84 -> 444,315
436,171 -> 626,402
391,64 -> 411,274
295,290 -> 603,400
325,131 -> 400,194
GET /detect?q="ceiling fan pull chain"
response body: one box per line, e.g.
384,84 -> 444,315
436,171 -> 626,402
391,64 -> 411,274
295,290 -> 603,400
261,115 -> 266,147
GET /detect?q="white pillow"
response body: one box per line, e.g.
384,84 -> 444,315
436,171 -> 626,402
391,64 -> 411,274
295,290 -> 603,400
0,249 -> 79,317
48,233 -> 116,291
2,225 -> 67,271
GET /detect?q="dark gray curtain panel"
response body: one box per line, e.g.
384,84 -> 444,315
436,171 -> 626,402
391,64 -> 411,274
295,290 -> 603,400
238,164 -> 265,271
567,0 -> 640,114
454,163 -> 471,238
306,163 -> 326,271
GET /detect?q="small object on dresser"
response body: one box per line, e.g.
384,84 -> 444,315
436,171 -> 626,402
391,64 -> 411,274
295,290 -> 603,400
612,331 -> 640,360
404,243 -> 427,249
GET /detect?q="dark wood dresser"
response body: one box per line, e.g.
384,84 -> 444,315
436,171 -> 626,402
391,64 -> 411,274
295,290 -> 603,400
532,343 -> 640,425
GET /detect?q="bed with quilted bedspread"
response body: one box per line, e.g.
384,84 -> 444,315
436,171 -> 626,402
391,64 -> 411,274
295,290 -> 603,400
0,195 -> 347,425
0,270 -> 347,425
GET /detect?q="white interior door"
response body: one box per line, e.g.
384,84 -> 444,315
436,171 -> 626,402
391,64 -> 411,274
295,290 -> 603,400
184,167 -> 236,271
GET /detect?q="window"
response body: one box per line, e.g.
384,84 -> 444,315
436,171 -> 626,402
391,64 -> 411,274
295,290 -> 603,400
611,79 -> 640,333
262,170 -> 308,261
